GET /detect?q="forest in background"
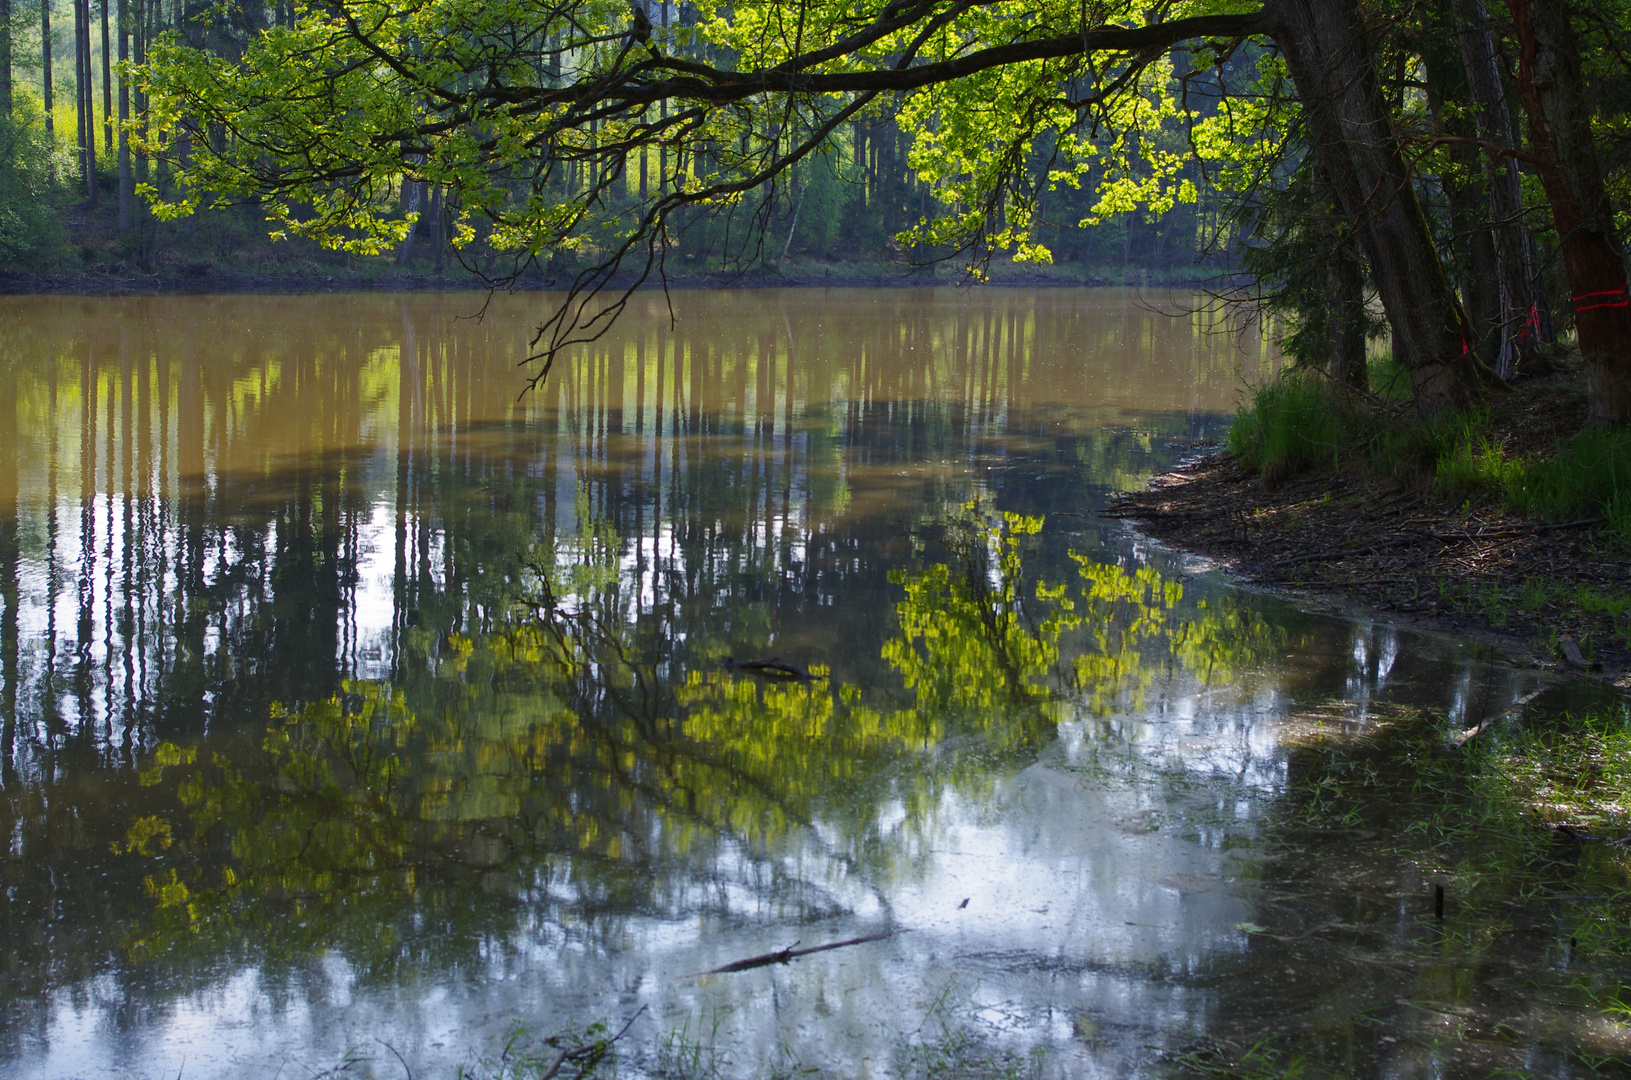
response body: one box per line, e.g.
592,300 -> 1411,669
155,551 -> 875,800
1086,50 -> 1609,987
0,0 -> 1627,409
0,0 -> 1223,287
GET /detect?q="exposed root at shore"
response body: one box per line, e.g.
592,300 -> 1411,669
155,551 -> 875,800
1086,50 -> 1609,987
1111,450 -> 1631,681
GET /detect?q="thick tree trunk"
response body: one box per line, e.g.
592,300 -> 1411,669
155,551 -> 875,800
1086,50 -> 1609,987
430,184 -> 445,272
1508,0 -> 1631,423
1269,0 -> 1489,413
1456,0 -> 1550,374
397,179 -> 421,264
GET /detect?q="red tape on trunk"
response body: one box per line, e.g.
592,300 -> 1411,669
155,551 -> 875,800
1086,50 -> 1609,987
1572,286 -> 1630,313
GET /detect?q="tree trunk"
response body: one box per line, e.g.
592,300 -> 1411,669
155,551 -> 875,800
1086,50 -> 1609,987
100,0 -> 111,151
430,184 -> 445,273
0,0 -> 12,117
1508,0 -> 1631,423
78,0 -> 97,203
1270,0 -> 1488,412
132,0 -> 145,187
118,0 -> 130,232
1329,227 -> 1369,390
397,179 -> 421,264
1456,0 -> 1550,374
42,0 -> 53,148
1421,18 -> 1503,373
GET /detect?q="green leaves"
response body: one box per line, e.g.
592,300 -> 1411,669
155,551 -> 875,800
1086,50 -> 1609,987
131,0 -> 1275,294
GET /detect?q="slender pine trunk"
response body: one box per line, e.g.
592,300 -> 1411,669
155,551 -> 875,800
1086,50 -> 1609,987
42,0 -> 54,181
100,0 -> 112,153
0,0 -> 12,117
78,0 -> 97,203
118,0 -> 130,232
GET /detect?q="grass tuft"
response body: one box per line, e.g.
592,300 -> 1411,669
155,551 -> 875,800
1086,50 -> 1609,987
1229,366 -> 1631,536
1228,372 -> 1363,484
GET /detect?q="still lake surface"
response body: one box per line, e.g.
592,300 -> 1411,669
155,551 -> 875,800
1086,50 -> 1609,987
0,288 -> 1616,1078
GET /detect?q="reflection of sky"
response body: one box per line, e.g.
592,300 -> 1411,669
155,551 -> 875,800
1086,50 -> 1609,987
11,649 -> 1535,1080
0,290 -> 1554,1079
350,500 -> 400,679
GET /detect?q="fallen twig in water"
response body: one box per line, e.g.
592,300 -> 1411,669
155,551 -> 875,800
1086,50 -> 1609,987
701,930 -> 899,975
537,1006 -> 647,1080
1447,687 -> 1548,749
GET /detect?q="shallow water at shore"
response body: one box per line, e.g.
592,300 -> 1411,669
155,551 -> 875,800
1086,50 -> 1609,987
0,288 -> 1623,1078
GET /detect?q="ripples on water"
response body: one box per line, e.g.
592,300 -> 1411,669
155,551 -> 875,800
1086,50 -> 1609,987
0,289 -> 1617,1078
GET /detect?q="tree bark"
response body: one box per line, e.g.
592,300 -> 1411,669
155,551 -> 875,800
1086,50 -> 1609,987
1456,0 -> 1550,375
430,183 -> 445,272
0,0 -> 12,117
42,0 -> 54,182
1421,17 -> 1503,373
118,0 -> 131,232
78,0 -> 97,203
1508,0 -> 1631,423
132,0 -> 145,187
1269,0 -> 1488,412
101,0 -> 113,153
1329,234 -> 1368,389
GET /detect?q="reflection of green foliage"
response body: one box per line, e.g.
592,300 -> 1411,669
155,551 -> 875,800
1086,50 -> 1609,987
115,505 -> 1282,976
887,510 -> 1055,717
886,504 -> 1282,724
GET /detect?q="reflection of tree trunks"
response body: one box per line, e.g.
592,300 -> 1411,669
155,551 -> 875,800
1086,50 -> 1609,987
1271,0 -> 1487,412
1455,0 -> 1549,373
119,328 -> 136,753
1,372 -> 18,784
1509,0 -> 1631,423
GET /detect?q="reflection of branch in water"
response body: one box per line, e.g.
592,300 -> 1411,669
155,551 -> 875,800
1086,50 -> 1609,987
700,930 -> 901,975
722,657 -> 822,682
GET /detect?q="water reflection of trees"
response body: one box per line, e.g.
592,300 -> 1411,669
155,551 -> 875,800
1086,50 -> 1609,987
108,503 -> 1282,986
0,290 -> 1261,775
0,289 -> 1271,1033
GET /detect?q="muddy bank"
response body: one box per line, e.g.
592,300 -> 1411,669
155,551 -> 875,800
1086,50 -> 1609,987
1113,440 -> 1631,687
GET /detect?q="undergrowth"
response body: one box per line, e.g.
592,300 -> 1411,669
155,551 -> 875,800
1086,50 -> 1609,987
1229,364 -> 1631,539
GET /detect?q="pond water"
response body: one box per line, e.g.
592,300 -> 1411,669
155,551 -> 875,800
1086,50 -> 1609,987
0,288 -> 1621,1079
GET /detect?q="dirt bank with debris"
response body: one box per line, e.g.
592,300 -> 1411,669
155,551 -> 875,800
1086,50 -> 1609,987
1110,392 -> 1631,685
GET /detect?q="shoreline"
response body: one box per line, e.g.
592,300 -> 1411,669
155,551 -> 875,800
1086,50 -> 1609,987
0,260 -> 1210,297
1113,447 -> 1631,688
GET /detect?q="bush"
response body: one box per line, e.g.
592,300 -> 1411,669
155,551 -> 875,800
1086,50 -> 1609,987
0,94 -> 65,267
